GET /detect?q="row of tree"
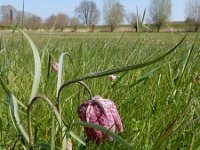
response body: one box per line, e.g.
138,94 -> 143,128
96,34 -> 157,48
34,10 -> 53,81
0,0 -> 200,32
0,5 -> 79,31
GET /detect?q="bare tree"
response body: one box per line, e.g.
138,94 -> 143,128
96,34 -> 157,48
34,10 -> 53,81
148,0 -> 172,32
15,11 -> 23,27
56,13 -> 69,31
44,14 -> 57,30
25,14 -> 42,30
0,5 -> 17,25
104,0 -> 125,32
75,0 -> 100,27
70,17 -> 80,32
44,13 -> 69,31
185,0 -> 200,31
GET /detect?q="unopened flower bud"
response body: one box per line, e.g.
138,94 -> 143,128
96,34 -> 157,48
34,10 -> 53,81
52,63 -> 59,72
108,75 -> 117,82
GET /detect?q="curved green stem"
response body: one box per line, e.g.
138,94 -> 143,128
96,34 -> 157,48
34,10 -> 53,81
28,95 -> 86,148
56,81 -> 93,112
78,81 -> 93,99
56,35 -> 186,107
27,95 -> 62,147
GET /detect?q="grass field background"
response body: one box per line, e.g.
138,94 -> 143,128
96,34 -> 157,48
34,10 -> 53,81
0,31 -> 200,149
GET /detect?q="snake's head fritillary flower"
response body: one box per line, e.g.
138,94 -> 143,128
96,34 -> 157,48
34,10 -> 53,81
52,63 -> 59,72
78,96 -> 124,143
108,75 -> 117,82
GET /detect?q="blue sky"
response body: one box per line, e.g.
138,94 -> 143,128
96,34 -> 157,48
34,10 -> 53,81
0,0 -> 186,23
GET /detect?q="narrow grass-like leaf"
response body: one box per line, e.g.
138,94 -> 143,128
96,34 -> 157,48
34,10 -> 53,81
56,52 -> 73,149
154,97 -> 193,149
129,66 -> 162,88
111,71 -> 128,88
47,54 -> 52,79
190,131 -> 200,149
68,130 -> 86,146
17,29 -> 41,103
0,77 -> 27,110
153,119 -> 177,149
176,33 -> 198,87
57,35 -> 186,101
0,26 -> 41,104
136,7 -> 139,32
56,52 -> 72,97
154,116 -> 200,149
0,117 -> 3,141
8,92 -> 29,144
21,0 -> 24,29
173,116 -> 200,136
37,143 -> 62,150
51,115 -> 56,150
0,36 -> 2,51
28,95 -> 86,147
141,8 -> 146,24
41,20 -> 58,63
73,121 -> 133,149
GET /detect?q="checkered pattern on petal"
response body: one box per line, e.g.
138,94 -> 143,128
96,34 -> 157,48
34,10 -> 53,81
78,96 -> 124,143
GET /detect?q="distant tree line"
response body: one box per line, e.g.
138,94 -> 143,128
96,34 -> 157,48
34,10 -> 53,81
0,0 -> 200,32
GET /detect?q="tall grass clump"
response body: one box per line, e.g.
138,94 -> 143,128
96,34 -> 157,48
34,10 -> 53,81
0,26 -> 200,149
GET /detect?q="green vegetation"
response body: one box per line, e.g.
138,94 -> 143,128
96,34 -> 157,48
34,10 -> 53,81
0,30 -> 200,149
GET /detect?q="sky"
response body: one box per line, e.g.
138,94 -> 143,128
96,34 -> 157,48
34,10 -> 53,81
0,0 -> 186,24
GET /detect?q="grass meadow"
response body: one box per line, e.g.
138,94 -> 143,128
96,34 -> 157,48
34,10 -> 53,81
0,30 -> 200,149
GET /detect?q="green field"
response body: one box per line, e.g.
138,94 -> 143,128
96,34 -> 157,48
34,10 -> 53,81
0,31 -> 200,149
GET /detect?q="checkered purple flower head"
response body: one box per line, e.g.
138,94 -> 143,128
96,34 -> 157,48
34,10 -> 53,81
78,96 -> 124,142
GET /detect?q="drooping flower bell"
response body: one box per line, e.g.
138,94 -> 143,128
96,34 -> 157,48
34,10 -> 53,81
78,96 -> 124,143
52,63 -> 59,72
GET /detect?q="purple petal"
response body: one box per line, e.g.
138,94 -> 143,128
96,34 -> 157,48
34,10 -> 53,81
95,99 -> 116,130
86,105 -> 97,123
108,100 -> 124,132
78,96 -> 124,143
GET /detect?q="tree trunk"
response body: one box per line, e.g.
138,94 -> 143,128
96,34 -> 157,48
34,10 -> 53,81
134,25 -> 138,32
157,23 -> 161,32
90,25 -> 95,32
72,26 -> 77,32
110,25 -> 115,32
195,24 -> 199,32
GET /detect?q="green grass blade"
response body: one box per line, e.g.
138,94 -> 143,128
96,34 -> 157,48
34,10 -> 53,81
0,26 -> 42,105
129,66 -> 162,88
136,6 -> 139,31
57,35 -> 186,100
153,119 -> 177,149
17,29 -> 41,103
50,115 -> 55,150
8,92 -> 29,144
56,52 -> 71,97
47,54 -> 52,79
0,77 -> 27,110
56,52 -> 73,149
0,36 -> 2,51
142,8 -> 146,24
21,0 -> 24,29
38,143 -> 62,150
69,130 -> 86,146
154,116 -> 200,149
28,95 -> 86,147
41,21 -> 57,63
176,33 -> 198,86
73,121 -> 133,149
